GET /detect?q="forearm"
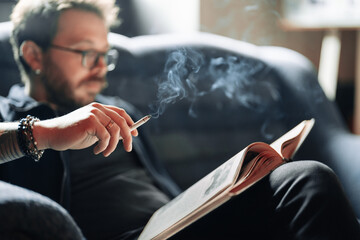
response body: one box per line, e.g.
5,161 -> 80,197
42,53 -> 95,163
0,103 -> 137,163
0,122 -> 24,163
0,118 -> 68,164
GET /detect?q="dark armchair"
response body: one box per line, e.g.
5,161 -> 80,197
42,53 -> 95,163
0,21 -> 359,220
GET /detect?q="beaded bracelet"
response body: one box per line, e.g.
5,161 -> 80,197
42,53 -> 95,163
17,115 -> 44,161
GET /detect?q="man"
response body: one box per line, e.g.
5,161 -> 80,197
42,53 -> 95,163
0,103 -> 134,240
0,0 -> 359,239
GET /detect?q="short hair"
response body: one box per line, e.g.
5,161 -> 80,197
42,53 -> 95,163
10,0 -> 120,83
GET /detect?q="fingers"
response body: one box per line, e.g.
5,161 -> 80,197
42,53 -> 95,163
95,104 -> 133,153
89,103 -> 135,155
92,116 -> 113,156
99,118 -> 122,156
105,105 -> 139,137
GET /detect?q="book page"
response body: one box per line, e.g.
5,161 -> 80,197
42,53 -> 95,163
270,119 -> 315,159
230,119 -> 314,195
229,144 -> 283,195
138,149 -> 245,240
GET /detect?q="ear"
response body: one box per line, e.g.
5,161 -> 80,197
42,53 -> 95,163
20,41 -> 44,73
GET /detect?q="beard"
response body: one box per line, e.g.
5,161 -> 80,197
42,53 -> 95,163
41,60 -> 107,112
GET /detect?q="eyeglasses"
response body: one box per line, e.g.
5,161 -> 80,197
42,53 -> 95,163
49,44 -> 119,71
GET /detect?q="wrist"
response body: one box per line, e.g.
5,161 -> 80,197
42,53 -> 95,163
32,121 -> 49,151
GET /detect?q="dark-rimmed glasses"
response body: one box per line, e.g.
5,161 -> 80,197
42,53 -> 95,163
50,44 -> 119,71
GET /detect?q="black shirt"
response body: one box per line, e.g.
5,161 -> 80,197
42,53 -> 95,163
68,140 -> 170,238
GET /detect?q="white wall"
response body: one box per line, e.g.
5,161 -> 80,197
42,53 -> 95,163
133,0 -> 200,35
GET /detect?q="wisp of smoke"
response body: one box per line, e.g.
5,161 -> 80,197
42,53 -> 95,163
149,47 -> 280,120
149,48 -> 205,118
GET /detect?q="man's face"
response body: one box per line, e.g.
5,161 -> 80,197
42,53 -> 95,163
41,9 -> 109,109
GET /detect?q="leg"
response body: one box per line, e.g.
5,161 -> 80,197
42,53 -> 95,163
172,161 -> 360,240
0,181 -> 84,240
270,160 -> 360,240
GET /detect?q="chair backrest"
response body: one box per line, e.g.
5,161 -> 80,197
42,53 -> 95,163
0,22 -> 350,189
0,22 -> 20,97
104,32 -> 349,188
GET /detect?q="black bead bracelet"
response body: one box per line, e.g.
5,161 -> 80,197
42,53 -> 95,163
17,115 -> 44,161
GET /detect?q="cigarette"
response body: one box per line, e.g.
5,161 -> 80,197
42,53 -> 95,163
130,114 -> 151,131
119,115 -> 151,140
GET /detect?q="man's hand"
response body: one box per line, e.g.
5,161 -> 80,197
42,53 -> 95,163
33,102 -> 138,156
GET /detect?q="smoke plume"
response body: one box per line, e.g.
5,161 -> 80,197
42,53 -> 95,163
149,48 -> 279,119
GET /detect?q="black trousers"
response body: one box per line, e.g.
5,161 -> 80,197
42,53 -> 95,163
171,160 -> 360,240
1,160 -> 357,240
118,161 -> 360,240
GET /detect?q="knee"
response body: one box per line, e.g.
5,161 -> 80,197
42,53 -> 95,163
270,160 -> 343,199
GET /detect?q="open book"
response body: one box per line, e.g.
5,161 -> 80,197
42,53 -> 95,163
139,119 -> 315,240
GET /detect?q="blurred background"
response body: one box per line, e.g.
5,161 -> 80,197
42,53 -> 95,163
0,0 -> 358,132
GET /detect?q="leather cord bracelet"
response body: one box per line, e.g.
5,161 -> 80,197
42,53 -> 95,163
17,115 -> 44,161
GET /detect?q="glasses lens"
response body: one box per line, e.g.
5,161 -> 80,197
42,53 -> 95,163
83,49 -> 118,71
83,51 -> 98,69
106,49 -> 118,71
